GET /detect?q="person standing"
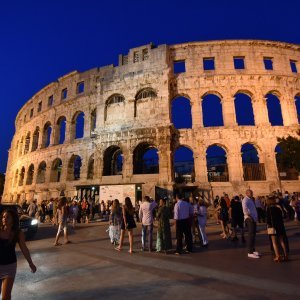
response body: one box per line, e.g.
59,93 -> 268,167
54,197 -> 71,246
229,196 -> 245,243
109,199 -> 122,245
115,197 -> 136,253
0,209 -> 37,299
174,194 -> 193,254
27,200 -> 37,218
156,198 -> 172,253
139,196 -> 157,252
242,189 -> 261,259
197,198 -> 209,247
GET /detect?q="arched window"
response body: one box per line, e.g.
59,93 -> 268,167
31,127 -> 39,152
36,161 -> 47,184
72,112 -> 84,140
202,93 -> 224,127
275,144 -> 299,180
26,164 -> 34,185
295,95 -> 300,124
90,109 -> 97,133
173,146 -> 194,183
24,133 -> 31,155
87,154 -> 95,179
43,122 -> 52,148
19,138 -> 24,156
265,93 -> 283,126
50,158 -> 62,182
18,167 -> 25,186
241,143 -> 266,181
103,146 -> 123,176
134,88 -> 157,117
206,145 -> 228,182
234,93 -> 255,125
171,96 -> 192,129
104,94 -> 125,122
56,116 -> 66,144
14,170 -> 19,188
67,155 -> 82,181
133,143 -> 159,174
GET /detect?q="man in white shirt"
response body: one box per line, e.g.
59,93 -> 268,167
242,189 -> 261,259
139,196 -> 157,251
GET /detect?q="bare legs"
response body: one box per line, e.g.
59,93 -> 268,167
54,223 -> 69,245
116,229 -> 134,253
1,277 -> 15,300
271,235 -> 289,261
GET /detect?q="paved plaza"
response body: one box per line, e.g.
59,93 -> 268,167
13,219 -> 300,300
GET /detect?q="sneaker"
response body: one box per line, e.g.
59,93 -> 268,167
248,253 -> 260,259
253,251 -> 261,257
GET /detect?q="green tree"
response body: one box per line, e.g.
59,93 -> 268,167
276,130 -> 300,172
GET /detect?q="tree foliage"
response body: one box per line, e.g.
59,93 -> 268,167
276,130 -> 300,171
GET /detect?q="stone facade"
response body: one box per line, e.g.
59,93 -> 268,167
3,40 -> 300,203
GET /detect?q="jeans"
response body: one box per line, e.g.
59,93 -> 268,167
142,224 -> 153,250
176,218 -> 193,253
197,216 -> 208,245
245,218 -> 256,254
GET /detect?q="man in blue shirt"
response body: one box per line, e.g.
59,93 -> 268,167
174,193 -> 193,254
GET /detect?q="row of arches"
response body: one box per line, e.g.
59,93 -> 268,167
173,92 -> 300,129
13,141 -> 297,188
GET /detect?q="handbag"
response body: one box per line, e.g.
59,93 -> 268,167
267,207 -> 276,235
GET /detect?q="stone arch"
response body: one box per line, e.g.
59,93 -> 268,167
133,142 -> 159,174
105,94 -> 125,122
103,146 -> 123,176
202,93 -> 224,127
241,143 -> 266,181
294,94 -> 300,124
234,92 -> 255,125
71,111 -> 85,140
206,144 -> 229,182
36,161 -> 47,184
50,158 -> 62,182
265,92 -> 283,126
24,132 -> 31,155
26,164 -> 34,185
18,166 -> 25,186
67,155 -> 82,181
87,154 -> 95,179
201,91 -> 223,99
134,88 -> 157,118
275,144 -> 299,180
31,127 -> 40,152
42,122 -> 52,148
171,96 -> 192,129
56,116 -> 67,144
173,145 -> 195,183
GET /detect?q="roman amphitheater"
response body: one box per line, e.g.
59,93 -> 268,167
3,40 -> 300,203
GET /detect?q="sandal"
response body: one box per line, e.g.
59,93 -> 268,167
54,242 -> 62,246
115,247 -> 122,251
273,256 -> 281,263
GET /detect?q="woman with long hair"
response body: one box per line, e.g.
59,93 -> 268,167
0,209 -> 36,299
266,196 -> 289,262
115,197 -> 136,253
109,199 -> 122,245
217,197 -> 230,239
54,197 -> 71,246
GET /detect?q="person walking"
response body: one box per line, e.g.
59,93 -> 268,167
197,198 -> 209,247
115,197 -> 136,253
174,194 -> 193,255
156,198 -> 172,253
27,200 -> 38,218
217,198 -> 230,239
54,197 -> 71,246
0,209 -> 37,299
109,199 -> 122,245
242,189 -> 261,259
139,196 -> 157,252
266,196 -> 289,262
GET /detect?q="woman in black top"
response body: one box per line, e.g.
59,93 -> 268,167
115,197 -> 136,253
266,197 -> 288,262
0,209 -> 36,299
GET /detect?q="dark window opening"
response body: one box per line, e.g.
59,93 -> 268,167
30,108 -> 34,118
290,60 -> 298,73
133,143 -> 159,174
48,95 -> 54,107
202,94 -> 224,127
38,101 -> 42,112
264,57 -> 273,70
77,82 -> 84,94
61,88 -> 68,100
207,145 -> 228,182
234,57 -> 245,69
172,97 -> 192,129
103,146 -> 123,176
266,93 -> 283,126
173,60 -> 186,74
203,58 -> 215,70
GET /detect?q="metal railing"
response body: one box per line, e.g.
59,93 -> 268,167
243,163 -> 266,181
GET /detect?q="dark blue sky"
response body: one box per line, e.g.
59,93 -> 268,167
1,0 -> 300,173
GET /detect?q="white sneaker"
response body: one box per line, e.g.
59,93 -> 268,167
248,253 -> 260,259
253,251 -> 261,256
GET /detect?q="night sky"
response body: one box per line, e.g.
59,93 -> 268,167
1,0 -> 300,173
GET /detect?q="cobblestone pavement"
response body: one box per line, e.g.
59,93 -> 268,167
12,219 -> 300,300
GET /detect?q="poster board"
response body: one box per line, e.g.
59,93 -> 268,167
99,184 -> 136,204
